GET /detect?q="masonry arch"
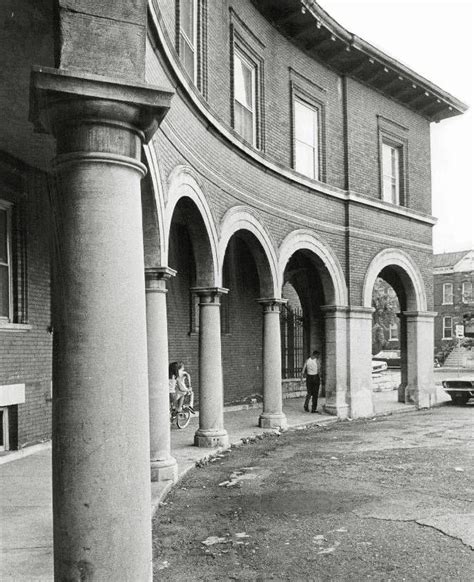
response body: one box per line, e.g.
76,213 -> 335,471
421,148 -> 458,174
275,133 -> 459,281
363,248 -> 430,408
278,230 -> 348,412
362,248 -> 427,312
218,206 -> 279,298
166,165 -> 219,286
278,230 -> 348,307
141,144 -> 167,268
218,207 -> 279,404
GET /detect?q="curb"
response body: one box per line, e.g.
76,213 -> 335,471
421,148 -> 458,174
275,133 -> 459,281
150,400 -> 451,515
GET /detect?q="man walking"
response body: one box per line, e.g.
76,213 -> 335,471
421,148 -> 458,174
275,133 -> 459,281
301,350 -> 321,413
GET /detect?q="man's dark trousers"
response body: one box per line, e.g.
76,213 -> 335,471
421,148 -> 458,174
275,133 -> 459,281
304,374 -> 320,412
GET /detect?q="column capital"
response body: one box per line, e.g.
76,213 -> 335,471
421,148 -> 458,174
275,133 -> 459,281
257,298 -> 287,313
191,287 -> 228,304
321,305 -> 350,316
403,311 -> 437,321
29,66 -> 174,153
145,267 -> 177,293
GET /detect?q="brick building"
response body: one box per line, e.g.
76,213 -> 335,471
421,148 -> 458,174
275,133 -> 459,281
433,250 -> 474,355
0,0 -> 466,577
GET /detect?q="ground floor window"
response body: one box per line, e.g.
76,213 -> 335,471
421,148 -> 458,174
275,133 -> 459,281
442,316 -> 453,339
281,304 -> 304,379
0,406 -> 9,451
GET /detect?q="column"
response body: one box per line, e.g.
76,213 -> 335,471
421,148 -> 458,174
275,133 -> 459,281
31,68 -> 173,582
257,299 -> 288,429
347,307 -> 375,418
404,311 -> 437,408
146,267 -> 178,482
192,287 -> 229,448
397,313 -> 409,403
321,306 -> 349,418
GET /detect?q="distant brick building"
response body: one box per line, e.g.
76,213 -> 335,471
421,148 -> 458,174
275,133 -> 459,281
0,1 -> 467,577
433,250 -> 474,354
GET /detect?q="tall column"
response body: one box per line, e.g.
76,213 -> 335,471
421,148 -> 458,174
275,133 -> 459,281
257,299 -> 288,429
404,311 -> 437,408
397,313 -> 409,403
192,287 -> 229,448
30,68 -> 173,582
321,306 -> 349,418
347,307 -> 375,418
146,267 -> 178,482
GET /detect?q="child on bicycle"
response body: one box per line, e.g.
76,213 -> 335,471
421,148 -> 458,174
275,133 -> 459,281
169,361 -> 195,414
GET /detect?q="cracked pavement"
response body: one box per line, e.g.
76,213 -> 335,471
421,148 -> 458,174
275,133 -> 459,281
154,404 -> 473,581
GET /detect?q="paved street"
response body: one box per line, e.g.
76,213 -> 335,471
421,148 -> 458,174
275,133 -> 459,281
153,405 -> 473,581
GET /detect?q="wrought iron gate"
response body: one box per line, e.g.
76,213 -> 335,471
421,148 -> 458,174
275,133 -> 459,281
280,304 -> 304,379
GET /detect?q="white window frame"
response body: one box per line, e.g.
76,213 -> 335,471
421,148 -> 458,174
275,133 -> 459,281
442,316 -> 453,340
293,96 -> 321,180
382,141 -> 401,204
442,282 -> 453,305
462,281 -> 473,303
233,46 -> 258,147
0,406 -> 9,451
0,201 -> 13,322
388,323 -> 398,341
179,0 -> 198,83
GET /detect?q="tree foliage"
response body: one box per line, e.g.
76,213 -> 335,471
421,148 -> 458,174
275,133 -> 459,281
372,278 -> 400,354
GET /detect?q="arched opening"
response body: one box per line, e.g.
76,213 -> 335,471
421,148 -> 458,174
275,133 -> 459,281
221,230 -> 275,404
363,250 -> 433,409
167,197 -> 217,401
281,250 -> 329,396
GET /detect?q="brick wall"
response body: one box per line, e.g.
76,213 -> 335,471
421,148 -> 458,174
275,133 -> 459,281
0,154 -> 52,448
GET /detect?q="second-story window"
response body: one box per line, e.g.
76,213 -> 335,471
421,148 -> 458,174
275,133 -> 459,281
233,47 -> 257,146
0,204 -> 11,321
294,97 -> 320,180
443,282 -> 453,305
179,0 -> 198,82
382,142 -> 401,204
462,281 -> 473,303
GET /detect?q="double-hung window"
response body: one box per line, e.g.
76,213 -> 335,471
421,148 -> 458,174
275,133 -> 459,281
382,142 -> 401,204
442,316 -> 453,339
462,281 -> 473,303
233,47 -> 257,146
294,97 -> 320,180
0,203 -> 12,321
389,323 -> 398,341
442,282 -> 453,305
179,0 -> 198,82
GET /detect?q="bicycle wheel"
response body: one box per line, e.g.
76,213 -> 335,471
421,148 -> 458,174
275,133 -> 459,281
176,409 -> 191,429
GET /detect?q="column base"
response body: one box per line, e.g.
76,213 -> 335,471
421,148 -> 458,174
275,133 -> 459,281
150,457 -> 178,483
194,428 -> 229,448
258,412 -> 288,430
323,403 -> 349,419
350,387 -> 374,419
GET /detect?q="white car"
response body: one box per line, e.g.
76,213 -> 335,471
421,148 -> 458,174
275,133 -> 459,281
371,360 -> 388,374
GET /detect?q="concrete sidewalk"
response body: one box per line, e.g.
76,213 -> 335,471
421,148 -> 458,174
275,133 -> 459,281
0,389 -> 450,581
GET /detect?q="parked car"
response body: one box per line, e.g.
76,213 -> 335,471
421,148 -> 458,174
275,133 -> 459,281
442,380 -> 474,405
373,350 -> 400,368
371,360 -> 388,374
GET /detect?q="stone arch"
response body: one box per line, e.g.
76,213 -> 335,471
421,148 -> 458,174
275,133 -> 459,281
218,206 -> 279,298
278,230 -> 348,306
142,143 -> 167,267
362,248 -> 427,312
166,165 -> 219,286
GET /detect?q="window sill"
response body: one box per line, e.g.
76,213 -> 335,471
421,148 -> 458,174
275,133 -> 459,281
441,337 -> 453,341
0,322 -> 32,332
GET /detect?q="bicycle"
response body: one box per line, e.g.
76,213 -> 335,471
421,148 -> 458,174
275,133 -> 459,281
170,389 -> 195,429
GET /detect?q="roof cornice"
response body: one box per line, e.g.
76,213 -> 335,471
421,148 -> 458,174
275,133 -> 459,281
251,0 -> 468,122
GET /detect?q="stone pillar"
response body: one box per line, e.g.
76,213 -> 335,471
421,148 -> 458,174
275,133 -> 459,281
404,311 -> 437,408
146,267 -> 178,483
397,313 -> 409,403
321,306 -> 349,418
257,299 -> 288,429
347,307 -> 375,418
30,68 -> 173,582
192,287 -> 229,448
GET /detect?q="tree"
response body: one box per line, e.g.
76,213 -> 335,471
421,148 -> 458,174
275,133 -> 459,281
372,278 -> 400,354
